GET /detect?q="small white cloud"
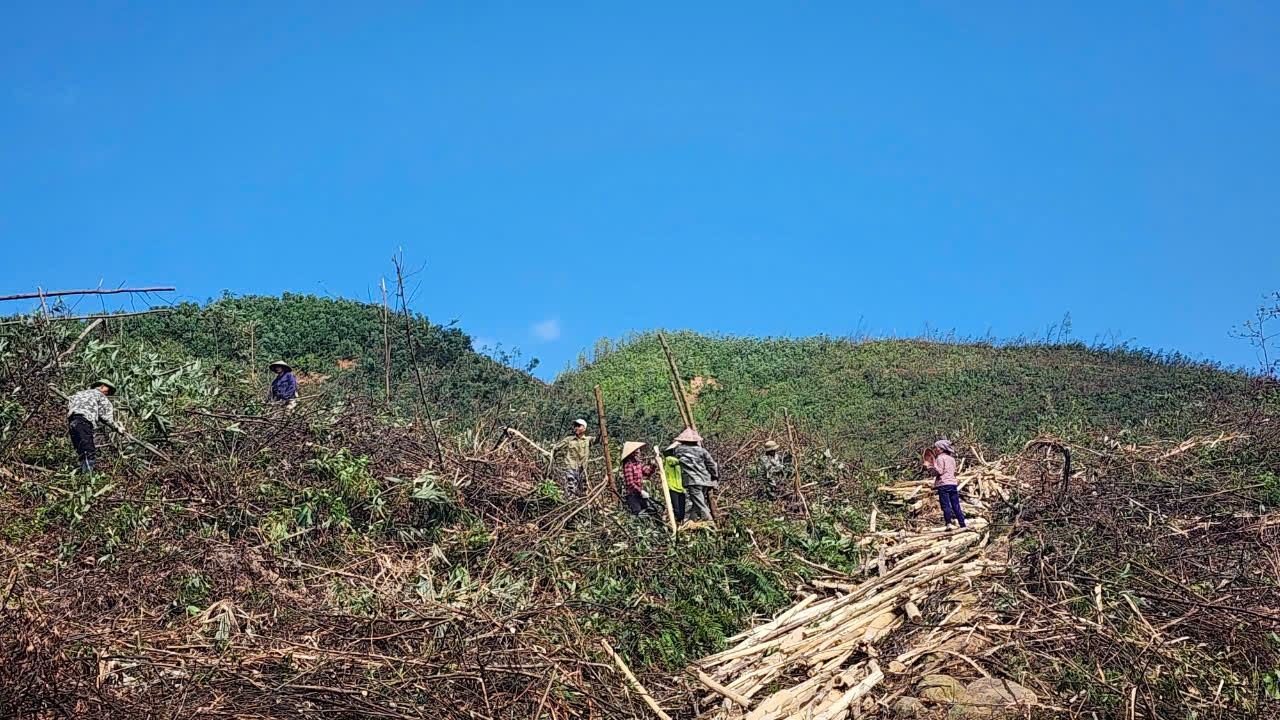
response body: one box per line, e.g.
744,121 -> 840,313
532,318 -> 560,342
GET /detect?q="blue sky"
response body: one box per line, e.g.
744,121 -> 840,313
2,2 -> 1278,379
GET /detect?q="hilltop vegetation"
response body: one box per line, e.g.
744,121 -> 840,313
121,293 -> 569,433
39,295 -> 1256,461
1,294 -> 1277,718
558,331 -> 1255,462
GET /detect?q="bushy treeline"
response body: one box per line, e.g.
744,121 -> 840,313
120,293 -> 567,431
556,331 -> 1255,463
11,294 -> 1257,458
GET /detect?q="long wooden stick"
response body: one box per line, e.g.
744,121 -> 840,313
669,378 -> 691,428
654,448 -> 678,536
782,408 -> 811,521
658,334 -> 696,431
0,309 -> 171,327
40,319 -> 103,372
380,278 -> 392,411
594,386 -> 619,502
694,669 -> 750,708
503,427 -> 551,458
600,640 -> 673,720
659,335 -> 715,519
0,286 -> 175,303
248,322 -> 256,387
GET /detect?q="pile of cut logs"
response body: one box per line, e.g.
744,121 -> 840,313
692,529 -> 994,719
876,461 -> 1017,516
688,464 -> 1018,719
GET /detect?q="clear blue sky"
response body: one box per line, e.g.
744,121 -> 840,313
3,2 -> 1277,378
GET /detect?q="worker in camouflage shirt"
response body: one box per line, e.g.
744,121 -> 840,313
550,419 -> 592,497
753,440 -> 788,499
66,379 -> 118,474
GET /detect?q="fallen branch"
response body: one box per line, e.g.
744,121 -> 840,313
601,640 -> 672,720
0,286 -> 175,302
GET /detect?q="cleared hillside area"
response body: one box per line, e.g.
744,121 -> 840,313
1,296 -> 1276,719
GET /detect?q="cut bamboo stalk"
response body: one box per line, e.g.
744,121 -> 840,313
503,427 -> 552,458
694,669 -> 751,708
653,447 -> 678,537
601,640 -> 672,720
811,660 -> 882,720
904,601 -> 923,624
782,408 -> 811,521
593,385 -> 619,502
658,333 -> 696,431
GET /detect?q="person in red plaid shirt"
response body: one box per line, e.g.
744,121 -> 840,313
620,441 -> 656,514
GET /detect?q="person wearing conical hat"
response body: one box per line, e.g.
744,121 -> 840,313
268,361 -> 297,409
66,380 -> 119,474
620,441 -> 657,515
753,439 -> 788,499
666,428 -> 719,523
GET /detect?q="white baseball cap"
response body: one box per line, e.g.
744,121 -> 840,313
574,418 -> 587,427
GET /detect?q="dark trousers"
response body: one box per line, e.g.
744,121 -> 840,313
625,490 -> 644,514
686,485 -> 714,522
937,485 -> 965,527
670,490 -> 686,523
68,415 -> 96,474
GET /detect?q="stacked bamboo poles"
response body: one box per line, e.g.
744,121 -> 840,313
877,462 -> 1017,515
689,467 -> 1017,718
692,530 -> 991,719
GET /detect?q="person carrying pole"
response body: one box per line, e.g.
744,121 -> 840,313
269,360 -> 298,410
66,379 -> 118,474
662,448 -> 687,523
551,419 -> 592,497
927,439 -> 966,530
666,428 -> 719,525
620,441 -> 656,514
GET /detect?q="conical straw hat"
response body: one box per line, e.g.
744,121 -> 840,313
621,441 -> 646,460
675,427 -> 703,443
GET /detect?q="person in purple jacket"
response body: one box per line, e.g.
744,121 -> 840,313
928,439 -> 966,530
269,361 -> 298,409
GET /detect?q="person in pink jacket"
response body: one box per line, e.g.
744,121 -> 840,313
928,439 -> 966,530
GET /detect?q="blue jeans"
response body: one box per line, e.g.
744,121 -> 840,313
937,485 -> 965,527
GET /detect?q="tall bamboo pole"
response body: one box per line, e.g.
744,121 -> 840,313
654,447 -> 678,536
659,333 -> 715,518
594,385 -> 619,502
782,408 -> 811,522
669,378 -> 691,429
380,278 -> 392,411
658,333 -> 696,431
248,322 -> 256,387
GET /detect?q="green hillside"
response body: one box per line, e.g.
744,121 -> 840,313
2,296 -> 1277,718
557,331 -> 1253,461
120,293 -> 561,429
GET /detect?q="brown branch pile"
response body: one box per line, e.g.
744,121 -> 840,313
0,399 -> 667,719
982,431 -> 1280,718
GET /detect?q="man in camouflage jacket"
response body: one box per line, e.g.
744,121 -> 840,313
66,380 -> 118,474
